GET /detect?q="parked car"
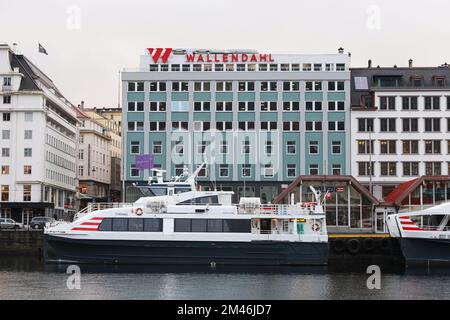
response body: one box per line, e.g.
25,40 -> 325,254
0,218 -> 23,230
30,217 -> 55,230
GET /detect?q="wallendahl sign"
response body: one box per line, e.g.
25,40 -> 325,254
147,48 -> 275,64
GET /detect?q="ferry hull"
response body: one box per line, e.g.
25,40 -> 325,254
400,238 -> 450,267
44,235 -> 328,266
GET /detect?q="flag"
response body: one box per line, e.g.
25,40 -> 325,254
135,155 -> 154,170
38,43 -> 48,55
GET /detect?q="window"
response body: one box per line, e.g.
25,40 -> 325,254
283,101 -> 300,111
237,64 -> 245,72
328,81 -> 345,91
380,118 -> 396,132
291,64 -> 300,71
354,77 -> 369,90
150,82 -> 166,92
219,165 -> 229,178
358,118 -> 374,132
270,64 -> 278,71
328,101 -> 345,111
309,164 -> 319,175
1,185 -> 9,201
402,140 -> 419,154
171,64 -> 180,72
3,96 -> 11,104
194,82 -> 211,92
238,102 -> 255,112
281,64 -> 290,71
197,141 -> 207,155
305,101 -> 322,111
260,121 -> 277,131
131,141 -> 140,154
424,96 -> 440,110
127,101 -> 144,112
149,65 -> 158,72
175,141 -> 184,155
220,140 -> 228,154
78,149 -> 84,160
283,81 -> 300,91
24,148 -> 32,157
287,164 -> 296,178
24,130 -> 32,139
242,140 -> 251,154
309,141 -> 319,154
171,101 -> 189,112
283,121 -> 300,131
425,162 -> 441,175
425,140 -> 441,154
379,96 -> 396,110
238,121 -> 255,131
358,162 -> 374,176
2,130 -> 10,140
128,121 -> 144,131
216,82 -> 232,92
128,82 -> 144,92
328,121 -> 345,131
172,81 -> 189,91
402,118 -> 418,132
242,164 -> 251,177
2,148 -> 10,157
259,64 -> 268,71
1,165 -> 9,175
149,121 -> 166,131
402,96 -> 418,110
78,165 -> 84,176
286,141 -> 296,155
23,185 -> 31,201
380,162 -> 397,176
403,162 -> 419,176
357,140 -> 374,154
305,121 -> 321,131
24,112 -> 33,121
305,81 -> 322,91
216,101 -> 232,111
265,141 -> 273,155
332,141 -> 341,154
171,121 -> 188,131
149,102 -> 166,112
424,118 -> 441,132
24,165 -> 32,175
332,164 -> 342,176
260,81 -> 277,92
193,121 -> 210,131
130,164 -> 139,177
3,77 -> 11,86
215,64 -> 224,72
238,82 -> 254,91
263,164 -> 274,178
215,121 -> 233,131
160,65 -> 169,72
380,140 -> 396,154
194,102 -> 210,112
260,101 -> 277,111
3,113 -> 10,121
303,64 -> 311,71
152,141 -> 162,154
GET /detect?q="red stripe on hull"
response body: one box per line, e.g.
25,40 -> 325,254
81,222 -> 101,226
71,227 -> 98,231
402,227 -> 423,231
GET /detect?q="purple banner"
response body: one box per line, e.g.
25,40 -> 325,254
135,154 -> 154,170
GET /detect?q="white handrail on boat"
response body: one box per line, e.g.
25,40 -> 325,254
73,202 -> 134,221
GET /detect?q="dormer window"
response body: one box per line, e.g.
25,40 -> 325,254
410,76 -> 423,87
432,76 -> 446,87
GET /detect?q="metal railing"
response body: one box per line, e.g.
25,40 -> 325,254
74,202 -> 134,220
237,204 -> 318,216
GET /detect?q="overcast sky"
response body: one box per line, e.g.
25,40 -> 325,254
1,0 -> 450,108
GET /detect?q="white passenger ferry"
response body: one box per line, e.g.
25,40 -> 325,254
386,203 -> 450,267
44,164 -> 328,266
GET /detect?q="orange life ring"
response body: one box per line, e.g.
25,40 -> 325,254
312,223 -> 320,232
135,208 -> 143,216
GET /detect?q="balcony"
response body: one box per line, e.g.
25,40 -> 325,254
2,85 -> 12,92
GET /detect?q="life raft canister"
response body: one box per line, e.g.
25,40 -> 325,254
135,208 -> 144,216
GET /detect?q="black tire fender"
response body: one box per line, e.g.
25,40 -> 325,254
362,238 -> 376,253
346,238 -> 362,255
332,238 -> 346,254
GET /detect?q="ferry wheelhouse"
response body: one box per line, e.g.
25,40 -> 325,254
44,164 -> 328,266
386,203 -> 450,267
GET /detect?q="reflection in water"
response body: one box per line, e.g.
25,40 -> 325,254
0,256 -> 448,300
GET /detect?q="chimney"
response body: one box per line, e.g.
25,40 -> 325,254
81,101 -> 85,109
368,59 -> 372,68
408,59 -> 413,68
338,47 -> 344,54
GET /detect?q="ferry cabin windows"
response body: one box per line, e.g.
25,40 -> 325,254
98,218 -> 163,232
174,219 -> 251,233
178,195 -> 219,205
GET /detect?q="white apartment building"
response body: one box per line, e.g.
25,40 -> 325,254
351,62 -> 450,200
0,43 -> 78,223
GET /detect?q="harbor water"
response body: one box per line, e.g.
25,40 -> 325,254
0,257 -> 448,300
